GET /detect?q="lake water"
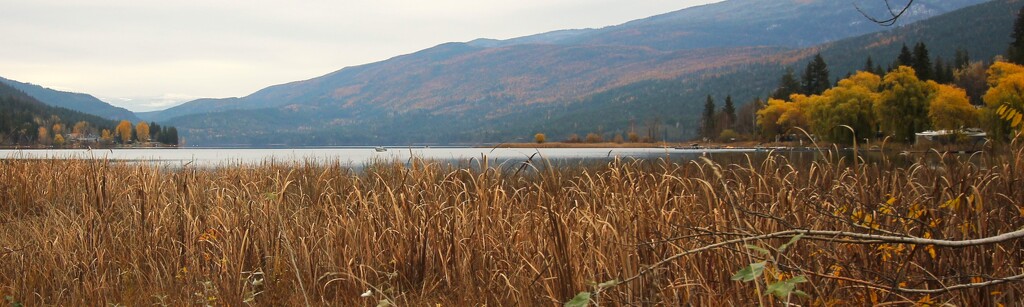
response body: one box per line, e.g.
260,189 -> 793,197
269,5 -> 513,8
0,147 -> 783,168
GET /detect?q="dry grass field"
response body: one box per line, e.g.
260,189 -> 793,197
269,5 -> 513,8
1,146 -> 1023,305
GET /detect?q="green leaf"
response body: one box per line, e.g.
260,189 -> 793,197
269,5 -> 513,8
765,275 -> 809,299
376,299 -> 393,307
596,279 -> 619,290
778,233 -> 805,252
564,292 -> 592,307
744,244 -> 771,255
731,261 -> 767,282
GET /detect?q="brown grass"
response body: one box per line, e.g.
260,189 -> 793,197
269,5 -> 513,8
0,146 -> 1022,305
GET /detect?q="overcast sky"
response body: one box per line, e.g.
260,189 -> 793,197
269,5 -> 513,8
0,0 -> 720,112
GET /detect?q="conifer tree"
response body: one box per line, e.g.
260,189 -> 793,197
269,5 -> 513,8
912,42 -> 933,81
771,67 -> 801,100
954,49 -> 970,70
701,95 -> 717,139
801,54 -> 830,95
1009,7 -> 1024,65
723,95 -> 736,129
896,44 -> 914,68
863,56 -> 875,73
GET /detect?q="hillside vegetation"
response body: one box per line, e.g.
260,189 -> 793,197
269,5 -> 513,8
0,76 -> 140,122
147,0 -> 989,146
0,81 -> 117,146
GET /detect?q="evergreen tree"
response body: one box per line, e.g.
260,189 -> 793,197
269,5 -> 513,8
933,57 -> 954,84
150,122 -> 162,143
954,49 -> 970,70
771,67 -> 801,100
863,56 -> 876,73
896,44 -> 914,68
701,95 -> 717,139
1009,7 -> 1024,64
801,54 -> 830,95
168,127 -> 179,145
723,95 -> 736,129
912,42 -> 933,81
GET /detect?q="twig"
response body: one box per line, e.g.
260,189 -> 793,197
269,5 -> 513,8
855,0 -> 915,26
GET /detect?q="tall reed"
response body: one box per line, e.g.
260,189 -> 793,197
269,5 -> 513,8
0,147 -> 1021,305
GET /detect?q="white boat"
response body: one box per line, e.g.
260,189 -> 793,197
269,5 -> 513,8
374,146 -> 387,152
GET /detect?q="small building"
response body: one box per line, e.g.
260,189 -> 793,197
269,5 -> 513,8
914,129 -> 987,147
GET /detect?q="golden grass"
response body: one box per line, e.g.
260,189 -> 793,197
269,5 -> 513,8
0,147 -> 1022,305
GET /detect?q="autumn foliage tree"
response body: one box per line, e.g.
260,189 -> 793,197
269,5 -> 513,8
136,122 -> 151,143
984,61 -> 1024,137
876,66 -> 933,142
928,82 -> 977,131
810,71 -> 880,143
116,120 -> 133,144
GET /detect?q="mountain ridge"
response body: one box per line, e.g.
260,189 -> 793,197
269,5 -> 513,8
0,76 -> 141,122
148,0 -> 990,145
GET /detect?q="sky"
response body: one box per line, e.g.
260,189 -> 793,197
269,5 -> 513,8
0,0 -> 720,112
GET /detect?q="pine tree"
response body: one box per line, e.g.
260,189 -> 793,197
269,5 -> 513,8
932,57 -> 954,84
863,56 -> 875,73
896,44 -> 914,68
723,95 -> 736,129
1009,7 -> 1024,64
954,49 -> 970,70
771,67 -> 801,100
801,54 -> 830,95
150,122 -> 161,143
912,42 -> 933,81
701,95 -> 717,139
168,127 -> 179,145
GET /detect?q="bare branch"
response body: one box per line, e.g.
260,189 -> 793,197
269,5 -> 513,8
620,228 -> 1024,285
855,0 -> 916,26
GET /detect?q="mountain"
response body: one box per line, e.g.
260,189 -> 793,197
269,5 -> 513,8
151,0 -> 990,145
0,77 -> 140,122
469,0 -> 983,50
0,81 -> 117,145
511,0 -> 1024,142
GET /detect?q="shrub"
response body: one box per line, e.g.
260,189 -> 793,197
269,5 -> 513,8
719,129 -> 740,142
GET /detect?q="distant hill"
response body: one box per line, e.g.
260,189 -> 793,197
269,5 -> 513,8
512,0 -> 1024,141
0,81 -> 117,145
151,0 -> 990,145
0,77 -> 140,122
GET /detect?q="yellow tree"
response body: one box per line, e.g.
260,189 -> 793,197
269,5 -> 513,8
928,81 -> 978,131
810,71 -> 881,144
876,66 -> 933,142
757,98 -> 794,138
986,61 -> 1024,87
984,63 -> 1024,136
37,127 -> 50,145
136,122 -> 151,143
534,133 -> 546,144
116,120 -> 133,144
780,94 -> 818,131
53,134 -> 65,147
72,121 -> 90,135
52,123 -> 63,136
101,129 -> 113,143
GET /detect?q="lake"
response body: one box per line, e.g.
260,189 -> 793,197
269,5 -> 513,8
0,147 -> 799,168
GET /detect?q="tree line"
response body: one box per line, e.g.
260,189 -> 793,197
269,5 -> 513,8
110,120 -> 180,146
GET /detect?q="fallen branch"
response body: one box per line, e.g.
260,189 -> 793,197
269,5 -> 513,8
620,228 -> 1024,285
